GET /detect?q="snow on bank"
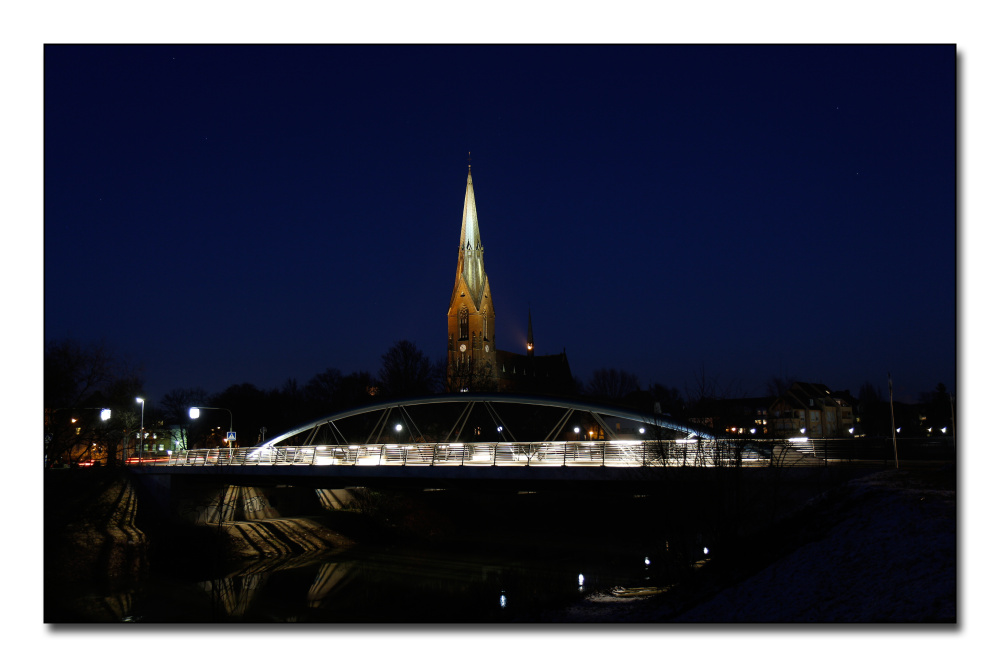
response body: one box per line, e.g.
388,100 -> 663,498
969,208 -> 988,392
545,466 -> 956,623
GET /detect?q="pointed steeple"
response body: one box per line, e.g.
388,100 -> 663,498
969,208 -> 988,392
457,167 -> 487,309
447,164 -> 497,393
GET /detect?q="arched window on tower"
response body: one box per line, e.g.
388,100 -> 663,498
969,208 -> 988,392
459,307 -> 469,340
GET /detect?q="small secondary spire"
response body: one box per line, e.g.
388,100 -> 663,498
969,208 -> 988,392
527,308 -> 535,356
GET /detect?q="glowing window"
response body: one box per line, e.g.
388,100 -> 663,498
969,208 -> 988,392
459,308 -> 469,340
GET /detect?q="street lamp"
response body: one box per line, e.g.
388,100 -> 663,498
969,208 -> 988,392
190,406 -> 234,447
136,397 -> 144,463
48,407 -> 113,467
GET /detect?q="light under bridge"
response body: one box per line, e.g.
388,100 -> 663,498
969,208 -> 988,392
129,394 -> 775,487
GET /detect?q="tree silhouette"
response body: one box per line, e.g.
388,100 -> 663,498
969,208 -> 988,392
44,339 -> 142,465
586,368 -> 640,400
379,340 -> 433,397
160,387 -> 209,450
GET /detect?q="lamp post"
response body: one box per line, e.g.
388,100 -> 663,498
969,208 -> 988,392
888,372 -> 899,469
136,397 -> 144,464
94,408 -> 111,463
190,406 -> 234,448
949,393 -> 956,447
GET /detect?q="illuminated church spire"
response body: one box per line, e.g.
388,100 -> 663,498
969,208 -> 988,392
447,164 -> 497,392
457,166 -> 487,309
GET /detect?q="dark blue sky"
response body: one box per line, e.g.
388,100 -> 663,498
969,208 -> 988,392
43,45 -> 955,404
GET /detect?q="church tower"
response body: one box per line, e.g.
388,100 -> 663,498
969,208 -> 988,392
447,167 -> 497,391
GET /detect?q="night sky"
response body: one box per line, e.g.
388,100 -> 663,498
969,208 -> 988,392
43,45 -> 956,404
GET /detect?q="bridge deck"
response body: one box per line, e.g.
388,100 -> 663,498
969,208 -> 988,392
132,440 -> 769,470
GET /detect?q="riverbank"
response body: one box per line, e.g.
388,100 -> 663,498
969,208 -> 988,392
537,464 -> 956,622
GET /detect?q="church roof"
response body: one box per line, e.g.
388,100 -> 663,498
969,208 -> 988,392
456,168 -> 488,310
496,348 -> 575,395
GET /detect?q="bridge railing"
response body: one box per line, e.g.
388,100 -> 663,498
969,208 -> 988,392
127,436 -> 951,470
140,440 -> 776,469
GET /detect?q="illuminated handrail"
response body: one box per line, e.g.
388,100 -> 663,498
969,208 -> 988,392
144,440 -> 781,469
128,437 -> 939,470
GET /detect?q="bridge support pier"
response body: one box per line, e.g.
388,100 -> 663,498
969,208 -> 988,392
132,474 -> 327,525
315,488 -> 359,510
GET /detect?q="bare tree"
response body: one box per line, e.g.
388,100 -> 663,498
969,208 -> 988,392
379,340 -> 433,397
339,371 -> 380,405
858,381 -> 883,404
449,358 -> 497,393
44,339 -> 142,465
857,380 -> 889,436
587,368 -> 640,400
650,383 -> 685,417
45,339 -> 122,408
430,357 -> 448,394
160,387 -> 209,451
766,374 -> 795,399
304,368 -> 343,411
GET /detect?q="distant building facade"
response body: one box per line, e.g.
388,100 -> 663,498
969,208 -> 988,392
769,381 -> 855,437
446,168 -> 573,394
691,396 -> 773,436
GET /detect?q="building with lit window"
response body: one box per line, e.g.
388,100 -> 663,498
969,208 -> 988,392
769,382 -> 855,438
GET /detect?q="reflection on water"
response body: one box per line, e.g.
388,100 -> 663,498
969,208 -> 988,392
47,486 -> 722,622
46,587 -> 140,623
133,539 -> 662,622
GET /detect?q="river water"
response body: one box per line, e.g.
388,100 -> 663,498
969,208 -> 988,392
129,539 -> 663,623
48,488 -> 699,623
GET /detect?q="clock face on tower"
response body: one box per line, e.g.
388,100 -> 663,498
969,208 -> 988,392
485,344 -> 490,352
460,344 -> 467,352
